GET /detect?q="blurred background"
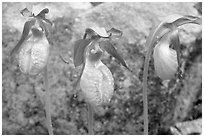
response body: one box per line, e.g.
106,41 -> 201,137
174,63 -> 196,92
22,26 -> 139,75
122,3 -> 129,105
2,2 -> 202,135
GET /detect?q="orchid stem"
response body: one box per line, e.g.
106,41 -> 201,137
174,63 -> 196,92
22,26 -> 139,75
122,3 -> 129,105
142,51 -> 151,135
143,40 -> 155,135
87,103 -> 94,135
44,66 -> 53,135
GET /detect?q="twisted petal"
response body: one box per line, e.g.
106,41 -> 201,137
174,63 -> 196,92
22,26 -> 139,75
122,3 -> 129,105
153,35 -> 178,80
19,32 -> 50,75
80,60 -> 114,106
85,26 -> 109,38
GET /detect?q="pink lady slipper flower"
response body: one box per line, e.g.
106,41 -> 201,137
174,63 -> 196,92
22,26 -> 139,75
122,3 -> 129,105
153,29 -> 179,80
80,42 -> 114,106
142,14 -> 201,135
72,26 -> 129,134
144,14 -> 201,81
18,23 -> 50,75
73,26 -> 129,107
10,8 -> 53,135
11,8 -> 52,75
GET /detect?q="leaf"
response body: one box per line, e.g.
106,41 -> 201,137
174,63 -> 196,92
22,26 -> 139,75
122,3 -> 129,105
35,8 -> 52,26
83,33 -> 87,39
36,8 -> 49,18
85,28 -> 97,38
145,22 -> 170,51
10,19 -> 36,57
162,14 -> 201,28
173,15 -> 201,26
170,28 -> 183,79
162,14 -> 184,24
72,63 -> 85,91
42,18 -> 53,26
85,27 -> 109,38
99,40 -> 130,70
107,28 -> 123,38
39,19 -> 52,38
170,29 -> 180,63
73,39 -> 92,67
20,8 -> 33,17
146,14 -> 201,51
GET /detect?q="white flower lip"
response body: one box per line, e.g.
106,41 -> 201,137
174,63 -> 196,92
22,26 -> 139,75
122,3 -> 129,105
153,34 -> 178,80
18,31 -> 50,75
80,60 -> 114,106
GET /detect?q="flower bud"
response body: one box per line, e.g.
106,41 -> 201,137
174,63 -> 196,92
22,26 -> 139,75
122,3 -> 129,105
153,32 -> 178,80
18,27 -> 50,75
80,44 -> 114,106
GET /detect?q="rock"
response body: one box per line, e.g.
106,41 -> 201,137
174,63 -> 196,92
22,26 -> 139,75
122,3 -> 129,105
170,118 -> 202,135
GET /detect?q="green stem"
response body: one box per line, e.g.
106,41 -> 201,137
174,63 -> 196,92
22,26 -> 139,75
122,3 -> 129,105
142,47 -> 152,135
142,27 -> 161,135
44,66 -> 53,135
142,21 -> 166,135
87,103 -> 94,135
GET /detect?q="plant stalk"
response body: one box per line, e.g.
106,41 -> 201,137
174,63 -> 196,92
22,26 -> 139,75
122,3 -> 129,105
44,66 -> 53,135
87,103 -> 94,135
142,22 -> 165,135
142,48 -> 152,135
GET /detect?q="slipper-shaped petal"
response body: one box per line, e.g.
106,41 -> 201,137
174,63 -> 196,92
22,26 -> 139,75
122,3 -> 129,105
153,33 -> 178,80
80,59 -> 114,107
18,28 -> 50,75
86,26 -> 109,38
80,43 -> 114,107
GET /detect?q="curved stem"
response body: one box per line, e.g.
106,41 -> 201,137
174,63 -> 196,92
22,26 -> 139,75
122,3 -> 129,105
142,47 -> 152,135
44,66 -> 53,135
87,103 -> 94,135
142,24 -> 163,135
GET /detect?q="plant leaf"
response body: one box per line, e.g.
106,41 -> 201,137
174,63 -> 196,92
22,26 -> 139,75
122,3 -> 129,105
170,28 -> 183,79
39,19 -> 52,38
72,63 -> 85,91
73,39 -> 92,67
145,23 -> 170,52
85,28 -> 97,37
10,19 -> 36,57
36,8 -> 49,18
99,40 -> 130,70
147,14 -> 201,49
43,18 -> 53,26
162,14 -> 201,28
20,8 -> 33,17
107,27 -> 123,38
170,29 -> 180,64
35,8 -> 52,26
85,27 -> 109,38
173,15 -> 201,26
